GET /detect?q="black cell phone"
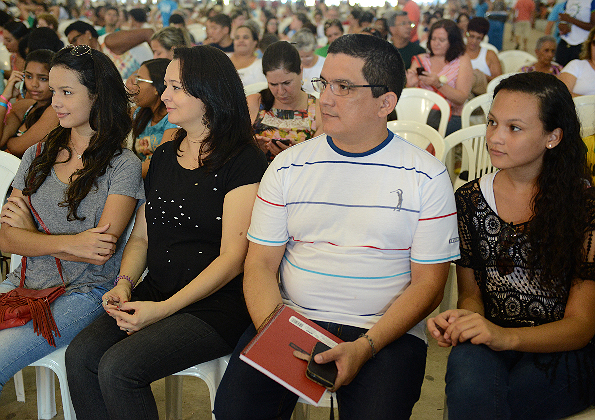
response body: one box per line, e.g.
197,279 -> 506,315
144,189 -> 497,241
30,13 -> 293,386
416,67 -> 425,76
272,139 -> 291,146
306,342 -> 337,388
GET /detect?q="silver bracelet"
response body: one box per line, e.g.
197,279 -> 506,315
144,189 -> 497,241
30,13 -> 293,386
359,333 -> 376,358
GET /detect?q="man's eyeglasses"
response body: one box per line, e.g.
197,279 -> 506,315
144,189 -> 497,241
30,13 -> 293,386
311,77 -> 388,96
396,21 -> 415,28
130,74 -> 154,85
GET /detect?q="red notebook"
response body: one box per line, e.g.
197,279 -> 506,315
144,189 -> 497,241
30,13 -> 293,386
240,304 -> 343,406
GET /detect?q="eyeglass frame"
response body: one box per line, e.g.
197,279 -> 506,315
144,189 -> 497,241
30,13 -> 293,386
311,77 -> 388,96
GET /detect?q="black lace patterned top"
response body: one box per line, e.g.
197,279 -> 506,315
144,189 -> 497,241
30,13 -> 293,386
455,179 -> 595,328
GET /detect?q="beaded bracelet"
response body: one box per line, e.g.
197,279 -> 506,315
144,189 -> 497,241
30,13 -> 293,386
114,274 -> 134,287
359,333 -> 376,358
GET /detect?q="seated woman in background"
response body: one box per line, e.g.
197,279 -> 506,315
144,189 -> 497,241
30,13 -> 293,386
521,36 -> 562,75
428,72 -> 595,419
0,49 -> 59,158
130,58 -> 178,178
408,19 -> 473,135
247,41 -> 322,158
65,45 -> 267,420
3,20 -> 29,73
292,29 -> 325,95
150,26 -> 192,60
559,27 -> 595,97
0,45 -> 143,396
314,19 -> 344,58
464,17 -> 502,96
230,24 -> 267,87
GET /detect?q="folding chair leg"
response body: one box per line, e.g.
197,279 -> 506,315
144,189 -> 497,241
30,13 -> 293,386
14,371 -> 25,402
165,375 -> 184,420
35,366 -> 57,420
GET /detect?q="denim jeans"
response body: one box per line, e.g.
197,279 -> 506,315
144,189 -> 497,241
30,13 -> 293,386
65,311 -> 233,420
0,279 -> 106,394
446,342 -> 595,420
214,322 -> 427,420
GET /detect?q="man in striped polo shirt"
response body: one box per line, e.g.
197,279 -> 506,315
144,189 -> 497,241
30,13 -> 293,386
215,34 -> 460,420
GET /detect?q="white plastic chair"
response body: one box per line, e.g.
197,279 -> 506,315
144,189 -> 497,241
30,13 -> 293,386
497,50 -> 536,73
396,88 -> 451,137
486,72 -> 520,94
480,42 -> 499,54
292,392 -> 335,420
186,23 -> 207,43
0,150 -> 20,205
164,354 -> 231,420
0,43 -> 11,72
387,120 -> 446,162
244,81 -> 268,97
461,93 -> 493,129
573,95 -> 595,138
10,252 -> 77,420
443,124 -> 496,190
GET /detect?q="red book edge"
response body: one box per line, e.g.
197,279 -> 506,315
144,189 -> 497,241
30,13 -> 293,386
239,304 -> 343,406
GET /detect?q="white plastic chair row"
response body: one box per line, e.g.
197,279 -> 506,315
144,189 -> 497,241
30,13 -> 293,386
396,88 -> 450,137
574,94 -> 595,138
387,120 -> 445,162
497,50 -> 536,74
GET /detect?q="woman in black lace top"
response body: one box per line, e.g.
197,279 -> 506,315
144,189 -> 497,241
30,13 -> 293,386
428,72 -> 595,419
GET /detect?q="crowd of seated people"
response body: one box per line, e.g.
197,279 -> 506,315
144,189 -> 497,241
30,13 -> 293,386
0,2 -> 595,419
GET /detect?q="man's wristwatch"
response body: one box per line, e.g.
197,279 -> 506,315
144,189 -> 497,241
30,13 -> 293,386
437,75 -> 448,88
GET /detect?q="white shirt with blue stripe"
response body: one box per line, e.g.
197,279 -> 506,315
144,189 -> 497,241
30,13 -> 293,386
247,130 -> 460,342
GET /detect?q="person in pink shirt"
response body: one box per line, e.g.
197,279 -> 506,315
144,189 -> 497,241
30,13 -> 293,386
514,0 -> 536,50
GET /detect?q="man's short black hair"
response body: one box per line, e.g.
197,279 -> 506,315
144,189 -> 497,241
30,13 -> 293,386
328,34 -> 405,99
208,13 -> 232,31
129,8 -> 147,23
169,14 -> 185,26
64,20 -> 98,39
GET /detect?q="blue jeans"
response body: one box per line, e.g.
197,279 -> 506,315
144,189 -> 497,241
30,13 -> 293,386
0,279 -> 106,393
214,323 -> 427,420
65,312 -> 233,420
446,342 -> 595,420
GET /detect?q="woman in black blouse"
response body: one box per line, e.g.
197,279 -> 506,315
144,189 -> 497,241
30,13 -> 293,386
428,72 -> 595,419
65,46 -> 267,420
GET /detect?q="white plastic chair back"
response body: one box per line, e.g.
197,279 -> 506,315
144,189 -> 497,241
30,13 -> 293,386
461,93 -> 493,128
0,44 -> 11,72
487,72 -> 520,94
186,23 -> 207,43
497,50 -> 536,73
0,151 -> 21,205
244,81 -> 268,97
396,88 -> 451,137
480,42 -> 499,54
387,120 -> 446,162
444,124 -> 496,190
573,95 -> 595,138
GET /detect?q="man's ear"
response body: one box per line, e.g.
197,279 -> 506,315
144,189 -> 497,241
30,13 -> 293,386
378,91 -> 398,118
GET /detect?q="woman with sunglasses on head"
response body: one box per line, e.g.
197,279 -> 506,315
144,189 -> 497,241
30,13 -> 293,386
427,72 -> 595,419
0,45 -> 143,396
247,40 -> 322,159
129,58 -> 177,178
0,49 -> 60,158
65,46 -> 267,420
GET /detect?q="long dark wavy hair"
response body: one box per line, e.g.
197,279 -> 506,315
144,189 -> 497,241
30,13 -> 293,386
131,58 -> 170,141
22,46 -> 132,221
172,46 -> 256,171
494,72 -> 591,293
